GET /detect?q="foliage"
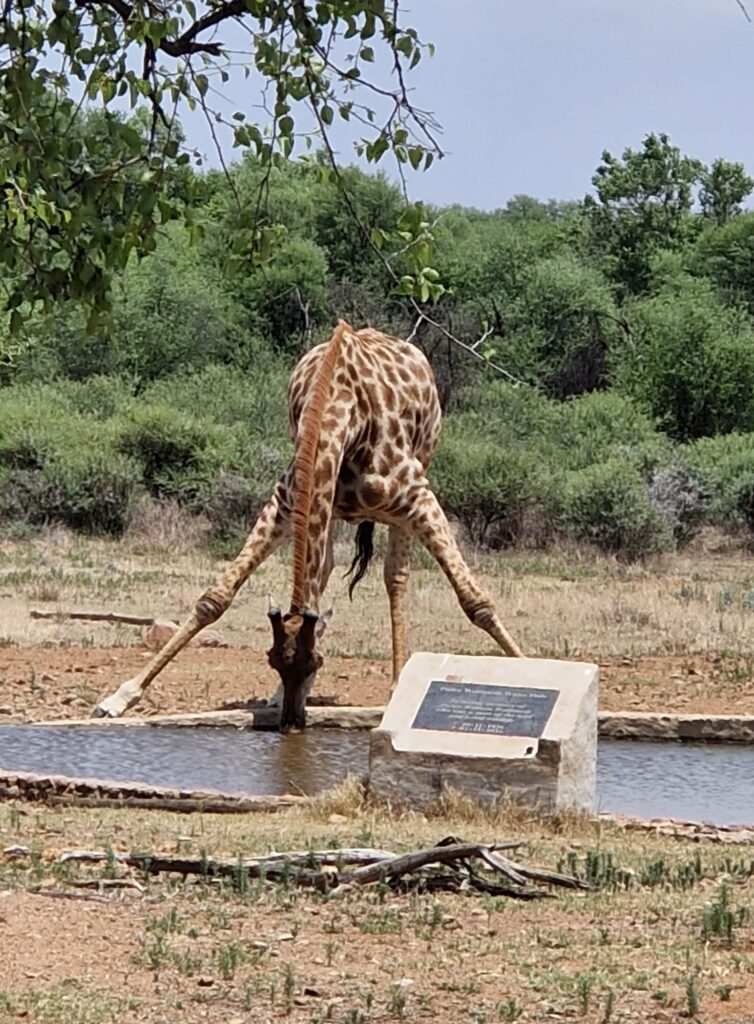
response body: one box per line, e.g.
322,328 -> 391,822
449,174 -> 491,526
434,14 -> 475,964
585,133 -> 701,294
430,427 -> 539,548
4,129 -> 754,558
615,267 -> 754,440
561,461 -> 672,559
699,159 -> 754,226
0,0 -> 441,342
498,255 -> 621,398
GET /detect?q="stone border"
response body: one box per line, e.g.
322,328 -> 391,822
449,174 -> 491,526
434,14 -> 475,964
601,813 -> 754,844
2,769 -> 753,841
0,769 -> 305,813
23,707 -> 754,743
598,711 -> 754,744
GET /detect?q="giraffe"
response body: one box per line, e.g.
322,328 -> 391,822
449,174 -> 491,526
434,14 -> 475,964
92,320 -> 522,730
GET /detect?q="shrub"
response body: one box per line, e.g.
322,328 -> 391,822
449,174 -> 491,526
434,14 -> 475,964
431,432 -> 542,548
561,460 -> 673,559
646,461 -> 710,546
615,274 -> 754,440
198,438 -> 288,537
114,404 -> 239,500
554,390 -> 669,471
731,473 -> 754,535
683,432 -> 754,528
0,451 -> 140,535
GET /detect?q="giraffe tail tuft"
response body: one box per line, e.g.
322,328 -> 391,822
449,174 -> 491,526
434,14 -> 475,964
345,521 -> 375,600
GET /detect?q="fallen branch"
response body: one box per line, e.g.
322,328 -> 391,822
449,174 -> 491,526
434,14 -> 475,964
53,838 -> 590,900
30,609 -> 155,625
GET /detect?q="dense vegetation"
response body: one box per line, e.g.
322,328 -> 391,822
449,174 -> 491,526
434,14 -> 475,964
3,131 -> 754,559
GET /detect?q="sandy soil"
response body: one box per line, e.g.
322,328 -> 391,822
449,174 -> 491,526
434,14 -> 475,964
0,645 -> 753,723
1,800 -> 754,1024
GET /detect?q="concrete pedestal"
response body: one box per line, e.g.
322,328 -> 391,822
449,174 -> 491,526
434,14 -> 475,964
369,652 -> 598,813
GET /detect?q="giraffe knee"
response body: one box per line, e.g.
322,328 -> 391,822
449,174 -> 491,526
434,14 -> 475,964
195,589 -> 230,626
461,594 -> 496,630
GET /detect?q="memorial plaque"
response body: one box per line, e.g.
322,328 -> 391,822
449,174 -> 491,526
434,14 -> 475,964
411,680 -> 558,738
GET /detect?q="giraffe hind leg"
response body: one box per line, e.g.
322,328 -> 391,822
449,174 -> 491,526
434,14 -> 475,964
92,474 -> 292,718
384,525 -> 412,687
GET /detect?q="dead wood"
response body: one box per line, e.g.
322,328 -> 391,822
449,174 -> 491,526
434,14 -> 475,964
30,609 -> 154,625
54,839 -> 590,900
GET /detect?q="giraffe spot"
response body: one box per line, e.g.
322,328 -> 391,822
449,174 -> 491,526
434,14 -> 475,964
361,478 -> 387,505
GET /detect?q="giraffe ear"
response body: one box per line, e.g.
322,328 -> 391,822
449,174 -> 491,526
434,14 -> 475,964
316,606 -> 334,639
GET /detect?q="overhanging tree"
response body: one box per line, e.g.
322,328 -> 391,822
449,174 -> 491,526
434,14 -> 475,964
0,0 -> 443,344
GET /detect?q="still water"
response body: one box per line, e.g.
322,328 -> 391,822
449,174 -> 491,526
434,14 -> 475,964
0,725 -> 752,826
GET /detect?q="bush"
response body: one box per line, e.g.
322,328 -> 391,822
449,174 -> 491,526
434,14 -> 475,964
683,432 -> 754,528
431,430 -> 545,547
731,473 -> 754,535
198,442 -> 290,552
554,390 -> 669,471
561,460 -> 673,559
646,461 -> 710,546
615,273 -> 754,440
114,404 -> 240,501
0,450 -> 140,535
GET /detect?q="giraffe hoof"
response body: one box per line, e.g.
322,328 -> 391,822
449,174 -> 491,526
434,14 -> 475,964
90,705 -> 113,719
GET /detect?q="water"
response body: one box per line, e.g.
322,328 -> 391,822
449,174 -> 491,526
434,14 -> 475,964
0,726 -> 752,825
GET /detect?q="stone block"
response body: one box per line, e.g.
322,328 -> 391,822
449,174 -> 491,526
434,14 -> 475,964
369,652 -> 598,813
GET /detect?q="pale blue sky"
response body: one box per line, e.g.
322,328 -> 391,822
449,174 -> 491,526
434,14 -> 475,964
184,0 -> 754,210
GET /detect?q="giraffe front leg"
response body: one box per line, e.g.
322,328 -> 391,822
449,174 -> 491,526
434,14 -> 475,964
92,473 -> 292,718
405,487 -> 522,658
384,525 -> 412,687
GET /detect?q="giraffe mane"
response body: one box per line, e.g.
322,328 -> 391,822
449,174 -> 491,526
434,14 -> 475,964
289,319 -> 350,611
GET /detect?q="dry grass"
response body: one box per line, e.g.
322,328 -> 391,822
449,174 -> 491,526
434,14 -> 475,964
2,524 -> 754,662
1,796 -> 753,1023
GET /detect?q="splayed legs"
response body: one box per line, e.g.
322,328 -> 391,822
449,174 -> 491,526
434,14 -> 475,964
92,474 -> 292,718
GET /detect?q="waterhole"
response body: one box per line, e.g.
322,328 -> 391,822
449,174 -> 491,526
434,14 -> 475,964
0,726 -> 751,826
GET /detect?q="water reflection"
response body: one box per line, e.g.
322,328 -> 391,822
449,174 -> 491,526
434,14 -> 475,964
0,726 -> 752,826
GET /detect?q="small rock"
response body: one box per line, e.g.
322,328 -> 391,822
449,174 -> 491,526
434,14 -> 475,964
143,620 -> 180,651
41,672 -> 57,683
197,976 -> 215,987
304,987 -> 321,997
328,814 -> 348,824
251,941 -> 268,951
0,706 -> 12,715
276,932 -> 294,942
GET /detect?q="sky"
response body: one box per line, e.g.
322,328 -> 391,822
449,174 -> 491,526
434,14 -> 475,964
182,0 -> 754,211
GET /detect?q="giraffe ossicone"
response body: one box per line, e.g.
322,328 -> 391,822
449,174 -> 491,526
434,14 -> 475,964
91,320 -> 522,727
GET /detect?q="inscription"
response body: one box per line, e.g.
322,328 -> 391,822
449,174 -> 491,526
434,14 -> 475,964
411,681 -> 558,738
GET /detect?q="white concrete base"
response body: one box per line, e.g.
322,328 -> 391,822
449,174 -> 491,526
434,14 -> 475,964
369,652 -> 598,813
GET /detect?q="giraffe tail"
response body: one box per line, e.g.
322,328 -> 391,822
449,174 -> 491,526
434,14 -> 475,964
345,521 -> 375,600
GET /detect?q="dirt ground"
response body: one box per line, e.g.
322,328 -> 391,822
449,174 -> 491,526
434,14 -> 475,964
2,796 -> 754,1024
1,528 -> 754,721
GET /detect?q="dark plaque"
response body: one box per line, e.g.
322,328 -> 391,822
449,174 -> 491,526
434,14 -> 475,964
411,681 -> 558,738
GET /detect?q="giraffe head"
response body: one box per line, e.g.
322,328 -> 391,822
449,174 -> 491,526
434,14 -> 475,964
267,599 -> 332,732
